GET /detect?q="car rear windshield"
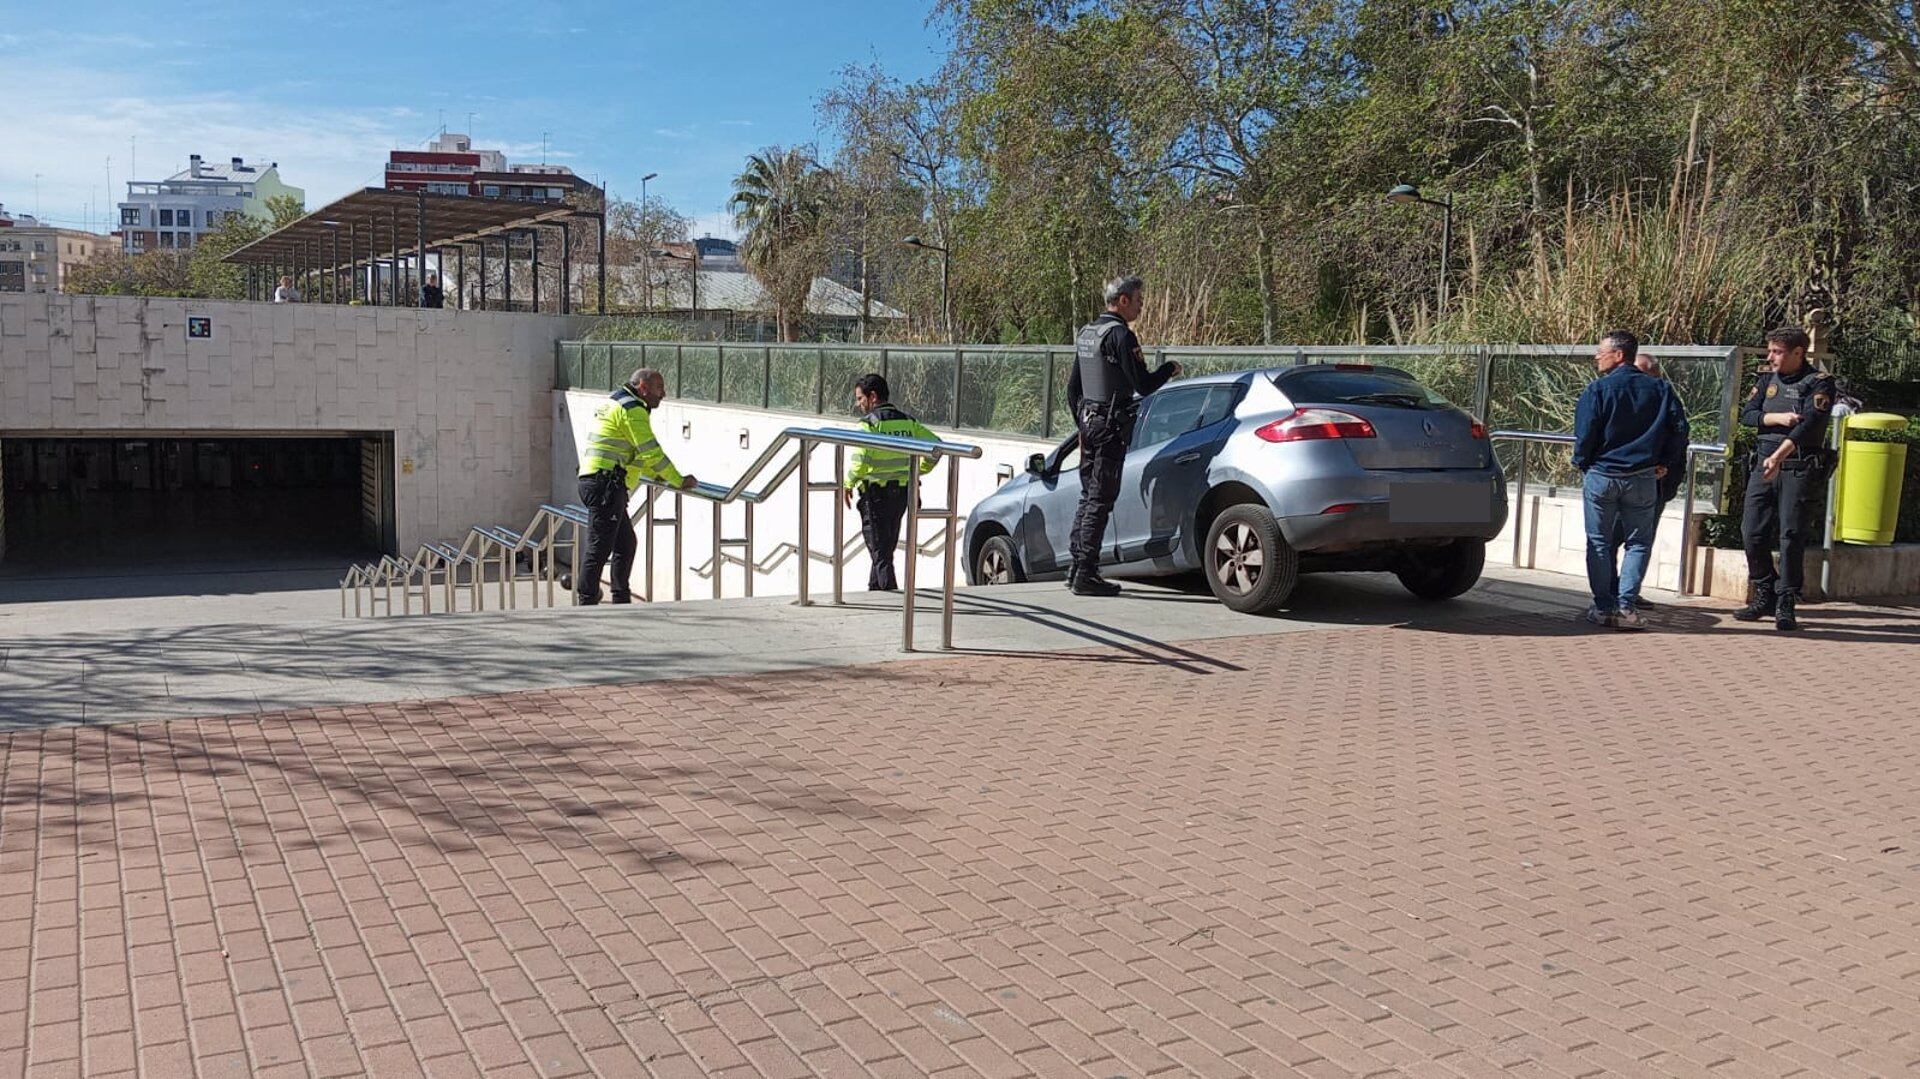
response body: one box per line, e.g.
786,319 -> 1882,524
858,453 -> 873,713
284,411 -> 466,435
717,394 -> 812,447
1277,368 -> 1452,410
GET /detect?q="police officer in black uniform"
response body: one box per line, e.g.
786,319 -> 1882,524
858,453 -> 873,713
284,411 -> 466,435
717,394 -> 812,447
1735,325 -> 1837,631
1064,275 -> 1180,596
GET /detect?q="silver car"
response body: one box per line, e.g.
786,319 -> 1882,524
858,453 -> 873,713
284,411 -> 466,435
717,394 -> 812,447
963,362 -> 1508,613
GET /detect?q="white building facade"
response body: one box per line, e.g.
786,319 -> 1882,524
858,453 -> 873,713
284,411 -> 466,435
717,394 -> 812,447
117,156 -> 305,253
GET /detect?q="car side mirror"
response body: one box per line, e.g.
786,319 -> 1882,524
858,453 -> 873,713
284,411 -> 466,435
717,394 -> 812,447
1025,453 -> 1046,475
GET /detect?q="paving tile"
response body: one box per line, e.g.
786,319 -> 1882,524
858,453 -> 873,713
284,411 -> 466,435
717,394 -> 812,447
4,606 -> 1920,1076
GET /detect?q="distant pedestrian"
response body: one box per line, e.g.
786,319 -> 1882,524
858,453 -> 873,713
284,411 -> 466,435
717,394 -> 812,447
843,374 -> 938,592
272,276 -> 300,303
421,272 -> 444,309
1571,330 -> 1690,629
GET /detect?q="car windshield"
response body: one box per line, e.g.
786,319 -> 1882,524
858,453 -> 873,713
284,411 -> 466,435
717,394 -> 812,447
1278,368 -> 1452,410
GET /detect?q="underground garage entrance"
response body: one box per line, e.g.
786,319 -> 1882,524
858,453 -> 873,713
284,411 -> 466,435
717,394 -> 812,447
0,434 -> 394,582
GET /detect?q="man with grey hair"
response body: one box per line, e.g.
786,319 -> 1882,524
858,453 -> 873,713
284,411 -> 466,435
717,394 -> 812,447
572,368 -> 697,604
1064,275 -> 1180,595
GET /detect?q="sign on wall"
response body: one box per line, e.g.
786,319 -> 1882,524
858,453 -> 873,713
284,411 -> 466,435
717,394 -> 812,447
187,317 -> 212,339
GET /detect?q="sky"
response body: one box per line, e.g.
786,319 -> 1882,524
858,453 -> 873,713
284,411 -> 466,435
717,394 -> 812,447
0,0 -> 947,240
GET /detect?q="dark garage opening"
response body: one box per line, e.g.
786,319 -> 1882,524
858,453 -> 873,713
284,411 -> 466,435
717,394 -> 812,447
1,435 -> 390,587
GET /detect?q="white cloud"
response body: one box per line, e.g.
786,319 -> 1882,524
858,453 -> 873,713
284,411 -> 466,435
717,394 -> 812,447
1,65 -> 438,225
718,119 -> 755,128
652,127 -> 695,141
687,211 -> 739,241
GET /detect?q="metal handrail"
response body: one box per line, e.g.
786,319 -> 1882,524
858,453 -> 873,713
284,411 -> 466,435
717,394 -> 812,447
337,425 -> 983,651
1492,429 -> 1729,596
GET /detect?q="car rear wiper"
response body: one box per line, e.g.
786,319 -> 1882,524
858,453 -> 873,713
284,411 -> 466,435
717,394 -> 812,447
1342,392 -> 1431,408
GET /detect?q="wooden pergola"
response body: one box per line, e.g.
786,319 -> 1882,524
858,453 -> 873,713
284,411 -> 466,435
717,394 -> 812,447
222,187 -> 606,312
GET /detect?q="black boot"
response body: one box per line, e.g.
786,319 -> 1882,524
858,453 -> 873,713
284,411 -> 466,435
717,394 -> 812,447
1732,581 -> 1776,622
1063,565 -> 1079,590
1070,567 -> 1122,597
1774,592 -> 1800,631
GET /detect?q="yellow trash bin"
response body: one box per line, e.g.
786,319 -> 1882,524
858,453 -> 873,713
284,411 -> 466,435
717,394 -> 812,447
1835,412 -> 1911,545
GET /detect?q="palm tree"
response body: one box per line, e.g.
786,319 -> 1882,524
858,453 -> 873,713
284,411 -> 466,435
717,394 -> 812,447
729,146 -> 831,341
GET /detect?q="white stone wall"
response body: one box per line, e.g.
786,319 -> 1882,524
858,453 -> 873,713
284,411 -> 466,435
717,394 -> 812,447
554,391 -> 1057,599
0,292 -> 589,552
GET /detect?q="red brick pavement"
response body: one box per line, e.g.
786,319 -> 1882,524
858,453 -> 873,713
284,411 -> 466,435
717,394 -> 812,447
3,606 -> 1919,1078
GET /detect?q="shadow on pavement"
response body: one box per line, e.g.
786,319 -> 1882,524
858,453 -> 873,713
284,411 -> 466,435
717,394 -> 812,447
7,687 -> 925,871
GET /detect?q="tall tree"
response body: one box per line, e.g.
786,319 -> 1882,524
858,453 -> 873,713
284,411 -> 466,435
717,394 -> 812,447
729,146 -> 832,341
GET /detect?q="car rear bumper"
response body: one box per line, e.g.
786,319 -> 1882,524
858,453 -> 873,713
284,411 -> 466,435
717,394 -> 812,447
1280,496 -> 1508,552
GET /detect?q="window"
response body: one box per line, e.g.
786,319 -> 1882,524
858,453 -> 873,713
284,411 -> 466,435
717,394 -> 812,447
548,187 -> 566,200
482,185 -> 500,197
33,241 -> 45,253
159,209 -> 173,226
1277,367 -> 1452,410
1132,388 -> 1213,449
178,209 -> 192,228
121,207 -> 142,226
178,232 -> 193,248
160,232 -> 175,248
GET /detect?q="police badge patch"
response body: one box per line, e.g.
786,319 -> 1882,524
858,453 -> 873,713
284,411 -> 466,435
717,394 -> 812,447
1766,383 -> 1779,397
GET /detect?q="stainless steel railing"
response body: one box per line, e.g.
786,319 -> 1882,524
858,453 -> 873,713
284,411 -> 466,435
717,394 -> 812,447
338,425 -> 984,651
1492,429 -> 1729,596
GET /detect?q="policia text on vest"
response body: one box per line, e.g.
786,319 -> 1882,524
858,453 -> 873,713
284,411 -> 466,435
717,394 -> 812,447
1734,328 -> 1836,631
1063,278 -> 1180,596
842,374 -> 939,592
575,370 -> 698,605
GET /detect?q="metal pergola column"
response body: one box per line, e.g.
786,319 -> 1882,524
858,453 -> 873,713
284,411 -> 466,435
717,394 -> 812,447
531,228 -> 541,313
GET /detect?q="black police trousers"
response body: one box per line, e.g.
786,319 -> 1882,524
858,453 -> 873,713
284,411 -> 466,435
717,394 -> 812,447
1741,457 -> 1824,597
1068,403 -> 1131,575
856,483 -> 911,591
577,470 -> 635,604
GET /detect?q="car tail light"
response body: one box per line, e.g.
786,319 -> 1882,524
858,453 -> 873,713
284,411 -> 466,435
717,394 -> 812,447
1255,408 -> 1377,443
1469,420 -> 1488,439
1320,503 -> 1358,515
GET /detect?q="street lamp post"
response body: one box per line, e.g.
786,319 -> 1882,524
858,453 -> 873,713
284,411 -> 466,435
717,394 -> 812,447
654,246 -> 699,326
901,235 -> 952,343
1387,183 -> 1453,311
639,172 -> 659,310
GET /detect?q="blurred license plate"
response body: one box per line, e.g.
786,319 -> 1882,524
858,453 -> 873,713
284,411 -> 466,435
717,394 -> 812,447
1390,482 -> 1493,524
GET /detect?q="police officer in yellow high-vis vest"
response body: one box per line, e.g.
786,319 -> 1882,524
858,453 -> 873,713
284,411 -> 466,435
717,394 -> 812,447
842,373 -> 938,591
575,368 -> 697,605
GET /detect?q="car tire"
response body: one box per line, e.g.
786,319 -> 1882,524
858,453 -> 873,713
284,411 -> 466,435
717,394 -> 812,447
976,534 -> 1026,586
1394,539 -> 1486,600
1203,504 -> 1299,614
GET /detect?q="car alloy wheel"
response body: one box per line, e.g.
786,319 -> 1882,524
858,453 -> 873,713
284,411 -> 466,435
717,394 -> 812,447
1212,522 -> 1266,596
981,545 -> 1011,584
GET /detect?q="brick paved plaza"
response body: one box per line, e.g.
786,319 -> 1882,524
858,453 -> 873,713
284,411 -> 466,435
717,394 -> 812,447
3,602 -> 1919,1077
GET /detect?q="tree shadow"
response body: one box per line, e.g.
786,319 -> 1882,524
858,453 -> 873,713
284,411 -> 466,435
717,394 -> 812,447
5,681 -> 930,876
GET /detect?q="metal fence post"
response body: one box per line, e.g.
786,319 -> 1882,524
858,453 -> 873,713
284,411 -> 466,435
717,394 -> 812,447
815,351 -> 827,414
763,345 -> 773,409
833,446 -> 846,605
1511,442 -> 1529,568
1042,349 -> 1057,440
1474,347 -> 1494,422
942,456 -> 961,650
901,453 -> 921,652
952,347 -> 964,427
797,440 -> 811,606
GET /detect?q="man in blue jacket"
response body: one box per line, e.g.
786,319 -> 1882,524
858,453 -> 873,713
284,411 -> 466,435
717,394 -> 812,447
1571,330 -> 1690,629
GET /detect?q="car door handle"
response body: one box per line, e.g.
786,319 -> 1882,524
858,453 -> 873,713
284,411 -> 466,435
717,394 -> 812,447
1175,451 -> 1204,464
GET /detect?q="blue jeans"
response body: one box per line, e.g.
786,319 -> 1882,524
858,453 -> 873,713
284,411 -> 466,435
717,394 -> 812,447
1582,469 -> 1660,611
